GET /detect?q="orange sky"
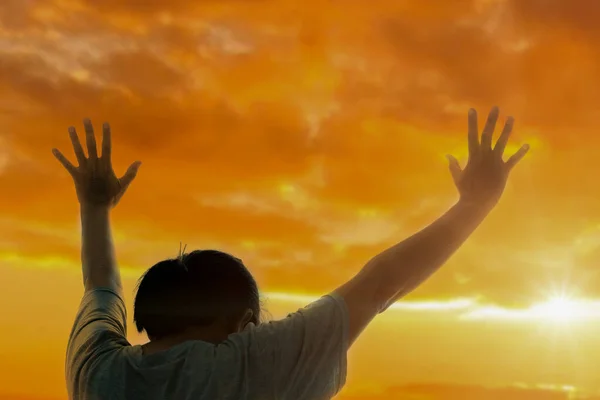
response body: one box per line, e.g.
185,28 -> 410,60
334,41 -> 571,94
2,0 -> 600,398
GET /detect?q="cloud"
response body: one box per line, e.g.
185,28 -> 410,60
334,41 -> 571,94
0,395 -> 63,400
338,382 -> 588,400
2,0 -> 600,307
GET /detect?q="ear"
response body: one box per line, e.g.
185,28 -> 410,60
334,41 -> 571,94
237,308 -> 254,332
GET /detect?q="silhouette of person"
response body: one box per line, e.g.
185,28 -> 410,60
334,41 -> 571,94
53,106 -> 528,400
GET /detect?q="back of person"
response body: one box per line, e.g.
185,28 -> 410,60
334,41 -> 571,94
57,109 -> 529,399
66,287 -> 348,400
99,342 -> 224,399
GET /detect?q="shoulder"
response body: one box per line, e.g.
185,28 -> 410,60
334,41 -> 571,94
217,293 -> 349,359
67,343 -> 138,399
213,294 -> 349,398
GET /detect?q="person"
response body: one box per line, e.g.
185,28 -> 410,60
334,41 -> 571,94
54,107 -> 529,400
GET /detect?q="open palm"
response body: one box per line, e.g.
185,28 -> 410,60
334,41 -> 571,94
52,119 -> 141,208
447,107 -> 529,210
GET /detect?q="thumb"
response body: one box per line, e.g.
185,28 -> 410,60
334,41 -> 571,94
446,154 -> 462,185
113,161 -> 141,206
119,161 -> 142,189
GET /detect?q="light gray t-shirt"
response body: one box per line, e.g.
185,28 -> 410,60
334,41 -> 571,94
66,288 -> 349,400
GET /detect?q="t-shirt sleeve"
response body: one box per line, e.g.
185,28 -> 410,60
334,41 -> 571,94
65,288 -> 129,397
219,293 -> 349,400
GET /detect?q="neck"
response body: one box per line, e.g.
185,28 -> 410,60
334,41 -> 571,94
142,326 -> 231,355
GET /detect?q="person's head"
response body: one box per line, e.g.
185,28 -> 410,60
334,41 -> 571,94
133,249 -> 260,342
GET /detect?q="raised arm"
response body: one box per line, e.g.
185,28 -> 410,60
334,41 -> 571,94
52,119 -> 141,294
335,106 -> 529,345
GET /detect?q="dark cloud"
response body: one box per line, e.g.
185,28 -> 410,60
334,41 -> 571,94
0,0 -> 36,31
510,0 -> 600,38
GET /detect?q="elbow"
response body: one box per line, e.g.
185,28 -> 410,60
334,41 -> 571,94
361,257 -> 408,313
363,254 -> 423,312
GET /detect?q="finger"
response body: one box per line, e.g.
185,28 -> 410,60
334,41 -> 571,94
505,144 -> 530,170
493,116 -> 514,158
101,122 -> 112,162
467,108 -> 479,159
83,118 -> 98,160
446,154 -> 462,185
68,127 -> 87,166
115,161 -> 142,204
119,161 -> 142,189
52,148 -> 78,176
480,106 -> 499,151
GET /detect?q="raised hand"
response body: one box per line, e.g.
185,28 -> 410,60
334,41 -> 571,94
446,107 -> 529,210
52,119 -> 141,208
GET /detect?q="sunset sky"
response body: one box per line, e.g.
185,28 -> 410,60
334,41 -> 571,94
2,0 -> 600,399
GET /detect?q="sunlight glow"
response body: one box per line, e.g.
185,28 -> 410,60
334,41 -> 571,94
266,292 -> 476,311
388,298 -> 475,311
265,291 -> 600,323
462,295 -> 600,322
530,295 -> 581,322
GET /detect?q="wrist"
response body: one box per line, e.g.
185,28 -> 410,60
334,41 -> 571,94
454,199 -> 493,219
80,203 -> 111,217
80,204 -> 111,239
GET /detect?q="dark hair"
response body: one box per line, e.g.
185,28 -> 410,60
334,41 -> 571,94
133,249 -> 260,340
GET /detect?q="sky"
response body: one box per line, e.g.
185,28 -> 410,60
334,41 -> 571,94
1,0 -> 600,398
